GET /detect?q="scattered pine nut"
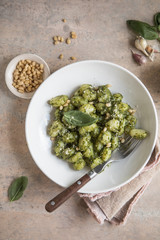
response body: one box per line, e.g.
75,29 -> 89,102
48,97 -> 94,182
59,106 -> 63,110
54,40 -> 59,45
59,54 -> 64,60
106,142 -> 111,148
128,109 -> 132,113
132,109 -> 136,114
128,109 -> 136,114
70,56 -> 76,60
106,113 -> 110,119
71,34 -> 77,39
70,31 -> 77,39
120,138 -> 125,143
66,38 -> 71,44
106,102 -> 111,107
60,37 -> 64,42
71,31 -> 76,35
63,103 -> 68,107
53,36 -> 65,45
52,23 -> 79,60
106,84 -> 112,88
53,36 -> 58,41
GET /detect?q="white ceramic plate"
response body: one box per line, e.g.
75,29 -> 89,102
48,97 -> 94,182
25,60 -> 158,193
5,53 -> 50,99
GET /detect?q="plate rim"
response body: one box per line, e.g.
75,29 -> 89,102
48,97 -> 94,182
25,60 -> 158,193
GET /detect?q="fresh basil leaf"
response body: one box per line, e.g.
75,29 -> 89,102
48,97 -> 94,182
8,176 -> 28,202
63,110 -> 97,126
154,12 -> 160,31
127,20 -> 159,40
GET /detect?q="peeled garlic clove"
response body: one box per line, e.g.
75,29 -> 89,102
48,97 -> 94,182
145,45 -> 153,54
135,37 -> 149,56
144,45 -> 155,61
148,49 -> 155,62
131,49 -> 147,65
146,45 -> 160,54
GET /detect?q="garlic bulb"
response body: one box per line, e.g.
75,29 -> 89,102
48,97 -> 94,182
135,36 -> 149,56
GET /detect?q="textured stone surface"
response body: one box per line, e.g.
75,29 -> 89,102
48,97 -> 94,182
0,0 -> 160,239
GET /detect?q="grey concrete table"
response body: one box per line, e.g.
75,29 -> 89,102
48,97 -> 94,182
0,0 -> 160,239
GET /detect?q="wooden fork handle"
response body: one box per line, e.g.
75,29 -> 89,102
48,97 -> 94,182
45,174 -> 91,213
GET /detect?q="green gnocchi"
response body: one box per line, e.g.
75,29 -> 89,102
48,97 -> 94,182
48,84 -> 148,171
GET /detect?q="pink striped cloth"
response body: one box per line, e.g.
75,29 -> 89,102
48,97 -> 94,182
79,141 -> 160,225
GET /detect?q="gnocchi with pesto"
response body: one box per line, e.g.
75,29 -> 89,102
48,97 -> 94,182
48,84 -> 148,171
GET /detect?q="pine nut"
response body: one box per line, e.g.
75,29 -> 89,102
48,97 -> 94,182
12,59 -> 44,93
18,89 -> 24,93
66,38 -> 71,44
59,54 -> 63,59
53,36 -> 58,41
60,37 -> 64,42
70,56 -> 76,60
40,64 -> 44,69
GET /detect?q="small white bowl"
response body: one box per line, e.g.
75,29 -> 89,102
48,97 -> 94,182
5,53 -> 50,99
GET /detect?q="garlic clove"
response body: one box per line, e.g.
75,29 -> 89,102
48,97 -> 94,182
139,36 -> 147,49
145,45 -> 153,54
135,37 -> 149,56
146,45 -> 160,54
148,49 -> 155,62
130,49 -> 147,65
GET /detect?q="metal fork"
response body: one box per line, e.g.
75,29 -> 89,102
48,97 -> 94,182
45,137 -> 142,213
111,136 -> 142,161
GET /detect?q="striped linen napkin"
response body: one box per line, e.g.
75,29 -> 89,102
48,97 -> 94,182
79,141 -> 160,225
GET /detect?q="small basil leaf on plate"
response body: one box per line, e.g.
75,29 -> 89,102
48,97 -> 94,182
8,176 -> 28,202
63,110 -> 97,126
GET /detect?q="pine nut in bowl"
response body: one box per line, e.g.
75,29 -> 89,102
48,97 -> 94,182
5,53 -> 50,99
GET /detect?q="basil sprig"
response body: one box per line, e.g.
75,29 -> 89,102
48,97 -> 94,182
127,20 -> 160,40
63,110 -> 97,127
8,176 -> 28,202
154,12 -> 160,31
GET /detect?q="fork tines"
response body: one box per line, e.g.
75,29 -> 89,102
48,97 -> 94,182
119,136 -> 142,158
